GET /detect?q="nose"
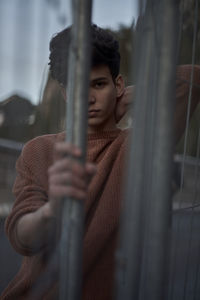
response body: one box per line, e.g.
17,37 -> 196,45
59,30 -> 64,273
89,92 -> 96,105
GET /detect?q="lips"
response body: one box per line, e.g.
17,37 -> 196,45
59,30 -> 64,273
88,109 -> 100,117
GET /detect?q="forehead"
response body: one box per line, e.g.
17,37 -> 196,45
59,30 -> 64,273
90,65 -> 112,81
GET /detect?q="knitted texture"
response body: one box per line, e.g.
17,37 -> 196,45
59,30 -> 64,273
1,64 -> 200,300
1,129 -> 129,300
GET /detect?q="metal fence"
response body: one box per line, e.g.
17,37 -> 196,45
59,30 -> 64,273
0,138 -> 23,217
0,0 -> 200,299
0,139 -> 23,293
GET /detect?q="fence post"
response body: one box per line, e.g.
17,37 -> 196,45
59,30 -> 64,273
115,0 -> 180,299
59,0 -> 92,299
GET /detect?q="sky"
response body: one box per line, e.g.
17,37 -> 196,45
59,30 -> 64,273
0,0 -> 138,104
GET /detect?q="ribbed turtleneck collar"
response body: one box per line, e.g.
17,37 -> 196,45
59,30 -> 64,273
56,129 -> 123,143
87,129 -> 121,140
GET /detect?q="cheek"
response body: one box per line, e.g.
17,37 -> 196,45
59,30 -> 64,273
107,90 -> 117,110
103,87 -> 117,105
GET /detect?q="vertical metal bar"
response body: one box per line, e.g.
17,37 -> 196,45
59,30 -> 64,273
170,1 -> 199,298
59,1 -> 92,299
115,3 -> 158,297
180,0 -> 199,191
140,1 -> 179,298
193,129 -> 200,300
115,0 -> 179,299
182,130 -> 200,300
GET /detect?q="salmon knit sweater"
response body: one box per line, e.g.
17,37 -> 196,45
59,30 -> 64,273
1,64 -> 200,299
1,129 -> 129,300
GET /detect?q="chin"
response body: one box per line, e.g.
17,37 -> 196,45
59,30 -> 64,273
88,119 -> 101,126
88,122 -> 104,133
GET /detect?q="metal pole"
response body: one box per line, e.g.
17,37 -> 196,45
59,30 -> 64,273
59,0 -> 92,299
115,4 -> 157,298
139,1 -> 179,299
115,0 -> 179,299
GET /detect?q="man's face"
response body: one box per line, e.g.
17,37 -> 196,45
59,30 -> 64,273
88,65 -> 123,134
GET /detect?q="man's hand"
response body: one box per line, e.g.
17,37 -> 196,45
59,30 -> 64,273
16,142 -> 96,252
47,142 -> 96,217
115,85 -> 135,123
114,66 -> 200,141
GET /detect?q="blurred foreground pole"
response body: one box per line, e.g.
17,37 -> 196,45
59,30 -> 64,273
115,0 -> 180,299
59,0 -> 92,299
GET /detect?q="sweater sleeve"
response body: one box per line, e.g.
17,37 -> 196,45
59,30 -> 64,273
5,135 -> 55,256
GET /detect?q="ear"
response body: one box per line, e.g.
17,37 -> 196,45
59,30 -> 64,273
115,74 -> 125,98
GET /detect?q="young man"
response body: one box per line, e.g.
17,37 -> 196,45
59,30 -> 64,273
1,25 -> 200,300
1,25 -> 129,300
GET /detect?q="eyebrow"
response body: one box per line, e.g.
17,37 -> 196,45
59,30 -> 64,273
90,77 -> 108,83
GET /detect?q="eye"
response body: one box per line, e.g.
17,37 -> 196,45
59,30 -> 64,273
94,81 -> 106,89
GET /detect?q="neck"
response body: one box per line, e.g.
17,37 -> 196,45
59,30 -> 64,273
88,123 -> 118,134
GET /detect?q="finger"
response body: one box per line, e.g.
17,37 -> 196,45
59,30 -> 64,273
49,185 -> 87,201
85,163 -> 97,185
85,163 -> 97,175
49,172 -> 87,190
54,142 -> 82,160
48,158 -> 86,178
123,86 -> 134,103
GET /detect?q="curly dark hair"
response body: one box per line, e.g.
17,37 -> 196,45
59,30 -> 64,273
49,24 -> 120,86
